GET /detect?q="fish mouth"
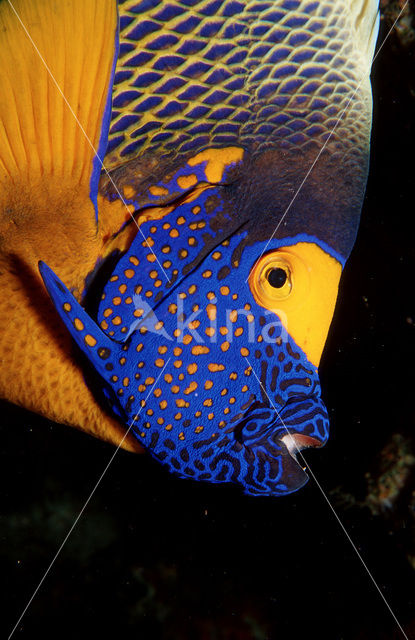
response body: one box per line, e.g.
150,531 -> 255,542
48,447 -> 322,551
236,393 -> 329,495
280,432 -> 324,456
275,432 -> 323,493
255,429 -> 322,494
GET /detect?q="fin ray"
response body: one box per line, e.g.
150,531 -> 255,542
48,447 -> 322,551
0,0 -> 117,186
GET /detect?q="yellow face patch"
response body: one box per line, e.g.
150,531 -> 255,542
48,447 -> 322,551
249,242 -> 342,367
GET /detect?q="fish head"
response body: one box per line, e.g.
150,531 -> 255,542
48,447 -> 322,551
39,148 -> 344,496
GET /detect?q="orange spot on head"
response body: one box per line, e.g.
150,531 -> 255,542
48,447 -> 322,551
191,345 -> 210,355
208,363 -> 225,372
206,304 -> 217,321
184,381 -> 198,394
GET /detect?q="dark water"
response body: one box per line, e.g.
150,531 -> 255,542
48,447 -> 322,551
1,16 -> 415,640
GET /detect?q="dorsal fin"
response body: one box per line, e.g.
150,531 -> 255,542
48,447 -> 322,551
0,0 -> 117,189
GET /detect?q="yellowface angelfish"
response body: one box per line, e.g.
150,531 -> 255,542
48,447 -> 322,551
0,0 -> 379,494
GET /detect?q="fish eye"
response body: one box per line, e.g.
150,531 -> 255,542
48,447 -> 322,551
258,258 -> 292,301
266,267 -> 288,289
248,249 -> 307,313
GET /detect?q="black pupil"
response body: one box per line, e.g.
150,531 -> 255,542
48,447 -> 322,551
267,267 -> 287,288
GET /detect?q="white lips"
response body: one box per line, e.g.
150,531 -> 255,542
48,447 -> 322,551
281,433 -> 323,458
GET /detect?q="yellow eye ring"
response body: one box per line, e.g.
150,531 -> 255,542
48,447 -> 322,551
249,248 -> 310,313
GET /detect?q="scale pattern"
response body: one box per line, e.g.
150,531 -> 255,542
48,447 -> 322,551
105,0 -> 375,171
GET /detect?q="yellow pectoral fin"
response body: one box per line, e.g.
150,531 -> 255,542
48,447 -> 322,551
249,242 -> 342,367
0,0 -> 116,188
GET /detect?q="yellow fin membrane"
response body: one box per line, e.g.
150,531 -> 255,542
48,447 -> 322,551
0,0 -> 116,187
